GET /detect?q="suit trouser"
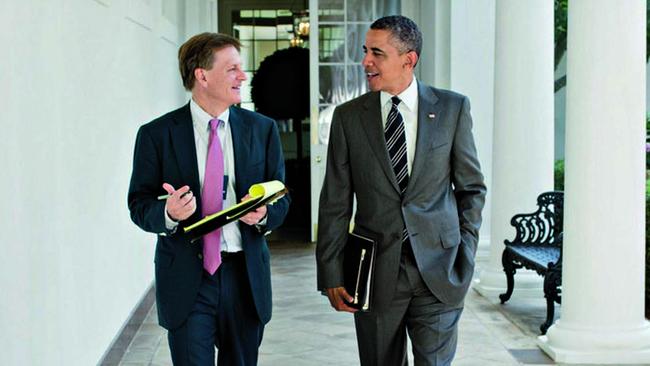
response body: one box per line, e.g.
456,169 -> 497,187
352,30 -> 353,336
167,252 -> 264,366
354,244 -> 463,366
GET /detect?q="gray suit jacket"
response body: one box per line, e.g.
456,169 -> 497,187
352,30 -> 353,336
316,82 -> 486,311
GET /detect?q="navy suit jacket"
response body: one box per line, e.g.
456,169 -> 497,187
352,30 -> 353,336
128,103 -> 289,330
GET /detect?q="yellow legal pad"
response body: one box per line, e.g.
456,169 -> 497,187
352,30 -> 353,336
184,180 -> 288,241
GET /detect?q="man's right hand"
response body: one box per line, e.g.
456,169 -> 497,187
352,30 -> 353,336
325,287 -> 358,313
162,183 -> 196,222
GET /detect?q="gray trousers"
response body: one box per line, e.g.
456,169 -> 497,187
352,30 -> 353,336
354,246 -> 463,366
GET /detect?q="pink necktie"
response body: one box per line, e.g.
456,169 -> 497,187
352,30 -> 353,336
202,118 -> 224,275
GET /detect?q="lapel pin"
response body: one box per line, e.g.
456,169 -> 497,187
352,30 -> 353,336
428,113 -> 436,119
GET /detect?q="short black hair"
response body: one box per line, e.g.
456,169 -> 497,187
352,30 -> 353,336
370,15 -> 422,58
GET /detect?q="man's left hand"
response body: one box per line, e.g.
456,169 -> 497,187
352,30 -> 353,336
239,194 -> 267,225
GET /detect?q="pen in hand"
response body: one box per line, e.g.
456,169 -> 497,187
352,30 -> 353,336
158,190 -> 192,200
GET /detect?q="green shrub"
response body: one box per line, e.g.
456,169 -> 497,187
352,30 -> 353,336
646,115 -> 649,319
554,159 -> 565,191
646,115 -> 650,169
646,195 -> 649,318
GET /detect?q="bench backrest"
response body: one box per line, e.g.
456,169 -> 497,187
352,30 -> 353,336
505,191 -> 564,248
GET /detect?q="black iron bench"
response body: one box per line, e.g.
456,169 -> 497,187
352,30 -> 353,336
499,191 -> 564,334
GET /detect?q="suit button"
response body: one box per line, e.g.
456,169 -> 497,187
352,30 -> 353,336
198,253 -> 203,260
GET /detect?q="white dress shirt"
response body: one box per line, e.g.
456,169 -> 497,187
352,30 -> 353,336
165,99 -> 242,252
380,77 -> 419,174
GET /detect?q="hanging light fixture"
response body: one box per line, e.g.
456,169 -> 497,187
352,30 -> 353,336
289,10 -> 309,47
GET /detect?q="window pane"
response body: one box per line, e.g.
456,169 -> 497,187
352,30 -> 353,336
261,10 -> 276,18
240,10 -> 253,18
254,40 -> 278,69
240,40 -> 255,71
277,40 -> 290,50
241,102 -> 255,111
376,0 -> 401,17
318,105 -> 337,144
234,25 -> 254,40
347,65 -> 368,100
254,26 -> 277,40
347,0 -> 373,21
277,24 -> 293,41
319,24 -> 345,63
319,65 -> 346,104
241,72 -> 254,103
319,0 -> 344,22
347,23 -> 370,63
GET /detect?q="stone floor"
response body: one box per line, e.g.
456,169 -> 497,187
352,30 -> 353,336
111,240 -> 625,366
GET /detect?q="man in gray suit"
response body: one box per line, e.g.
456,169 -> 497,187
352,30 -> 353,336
316,16 -> 486,365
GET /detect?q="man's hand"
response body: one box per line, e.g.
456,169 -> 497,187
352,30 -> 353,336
162,183 -> 196,222
325,287 -> 358,313
239,194 -> 267,225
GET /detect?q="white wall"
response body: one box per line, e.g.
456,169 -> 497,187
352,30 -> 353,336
0,0 -> 189,364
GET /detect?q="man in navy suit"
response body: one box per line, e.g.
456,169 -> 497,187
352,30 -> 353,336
128,32 -> 289,365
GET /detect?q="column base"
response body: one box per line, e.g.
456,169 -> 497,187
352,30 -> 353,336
472,267 -> 543,299
538,320 -> 650,364
475,238 -> 491,261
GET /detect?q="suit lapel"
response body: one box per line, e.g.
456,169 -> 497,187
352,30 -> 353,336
228,106 -> 251,198
360,92 -> 401,194
170,103 -> 202,205
406,82 -> 443,195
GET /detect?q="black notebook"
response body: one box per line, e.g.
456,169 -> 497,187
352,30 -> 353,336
343,232 -> 377,311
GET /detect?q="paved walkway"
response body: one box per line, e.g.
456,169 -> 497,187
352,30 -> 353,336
113,240 -> 588,365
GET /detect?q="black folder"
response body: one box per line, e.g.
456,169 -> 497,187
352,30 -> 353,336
343,232 -> 376,311
183,181 -> 287,242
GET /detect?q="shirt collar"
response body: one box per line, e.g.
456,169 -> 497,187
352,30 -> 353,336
190,98 -> 230,130
380,77 -> 418,112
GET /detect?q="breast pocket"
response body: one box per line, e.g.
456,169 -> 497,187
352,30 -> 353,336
430,141 -> 449,151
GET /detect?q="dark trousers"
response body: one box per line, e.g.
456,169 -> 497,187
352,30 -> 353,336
354,244 -> 463,366
168,253 -> 264,366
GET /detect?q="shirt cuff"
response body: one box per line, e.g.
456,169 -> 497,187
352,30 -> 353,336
254,213 -> 268,234
164,203 -> 179,232
257,214 -> 268,226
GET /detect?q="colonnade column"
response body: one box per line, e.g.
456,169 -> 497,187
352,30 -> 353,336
538,0 -> 650,362
474,0 -> 554,297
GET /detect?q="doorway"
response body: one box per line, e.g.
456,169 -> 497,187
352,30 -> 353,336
219,1 -> 312,241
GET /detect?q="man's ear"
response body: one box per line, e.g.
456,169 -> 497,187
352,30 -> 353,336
194,68 -> 207,86
404,51 -> 418,70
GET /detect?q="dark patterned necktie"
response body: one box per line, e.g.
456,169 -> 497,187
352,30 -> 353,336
385,96 -> 409,195
385,96 -> 410,242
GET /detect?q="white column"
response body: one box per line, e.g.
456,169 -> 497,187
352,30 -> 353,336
432,0 -> 451,89
538,1 -> 650,363
449,0 -> 495,260
400,0 -> 449,89
474,0 -> 554,297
